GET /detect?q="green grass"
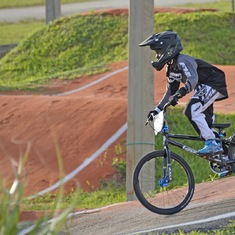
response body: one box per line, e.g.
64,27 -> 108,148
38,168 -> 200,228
23,187 -> 126,211
0,11 -> 235,90
181,0 -> 233,12
154,12 -> 235,64
0,20 -> 44,45
157,221 -> 235,234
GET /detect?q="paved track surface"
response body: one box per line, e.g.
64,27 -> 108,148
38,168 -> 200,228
0,0 -> 218,22
65,176 -> 235,234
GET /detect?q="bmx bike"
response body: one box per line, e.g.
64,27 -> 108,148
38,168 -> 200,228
133,103 -> 235,215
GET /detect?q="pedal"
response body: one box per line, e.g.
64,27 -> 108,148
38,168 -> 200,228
209,154 -> 232,177
218,171 -> 230,177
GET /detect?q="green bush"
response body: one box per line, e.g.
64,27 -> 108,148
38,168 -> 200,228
0,14 -> 128,90
0,11 -> 235,90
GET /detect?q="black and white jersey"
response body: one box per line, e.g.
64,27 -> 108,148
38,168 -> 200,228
157,53 -> 228,110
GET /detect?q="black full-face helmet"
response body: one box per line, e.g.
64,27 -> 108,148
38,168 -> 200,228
139,30 -> 183,71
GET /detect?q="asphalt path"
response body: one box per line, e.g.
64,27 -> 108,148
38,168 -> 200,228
0,0 -> 218,22
63,176 -> 235,234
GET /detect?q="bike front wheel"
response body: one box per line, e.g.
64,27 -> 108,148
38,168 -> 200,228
133,150 -> 195,215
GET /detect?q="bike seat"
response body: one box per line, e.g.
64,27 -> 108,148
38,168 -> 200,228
211,123 -> 231,129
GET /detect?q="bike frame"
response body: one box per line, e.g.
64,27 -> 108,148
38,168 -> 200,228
157,122 -> 235,184
161,121 -> 235,166
147,103 -> 235,183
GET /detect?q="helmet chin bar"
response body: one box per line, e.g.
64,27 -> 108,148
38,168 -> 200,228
152,56 -> 176,71
151,61 -> 165,71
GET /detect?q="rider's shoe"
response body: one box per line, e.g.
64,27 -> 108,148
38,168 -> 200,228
197,139 -> 223,156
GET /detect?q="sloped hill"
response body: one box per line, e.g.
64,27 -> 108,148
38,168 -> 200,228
0,8 -> 235,90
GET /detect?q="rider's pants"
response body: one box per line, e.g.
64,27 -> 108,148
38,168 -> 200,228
184,84 -> 225,140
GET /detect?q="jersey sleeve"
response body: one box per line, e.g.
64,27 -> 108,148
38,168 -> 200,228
157,80 -> 180,110
178,55 -> 198,93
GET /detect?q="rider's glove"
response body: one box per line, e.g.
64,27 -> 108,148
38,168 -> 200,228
169,87 -> 187,106
147,107 -> 162,121
168,94 -> 179,106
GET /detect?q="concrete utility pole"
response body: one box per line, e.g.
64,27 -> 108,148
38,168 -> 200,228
45,0 -> 61,24
126,0 -> 155,201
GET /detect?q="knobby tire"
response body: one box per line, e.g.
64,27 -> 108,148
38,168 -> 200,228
133,150 -> 195,215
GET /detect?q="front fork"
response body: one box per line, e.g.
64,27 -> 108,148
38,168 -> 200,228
159,146 -> 172,187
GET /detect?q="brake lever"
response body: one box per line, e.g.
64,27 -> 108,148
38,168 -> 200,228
145,119 -> 149,126
145,114 -> 153,126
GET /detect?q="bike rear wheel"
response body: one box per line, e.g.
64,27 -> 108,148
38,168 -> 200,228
228,135 -> 235,173
133,150 -> 195,215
